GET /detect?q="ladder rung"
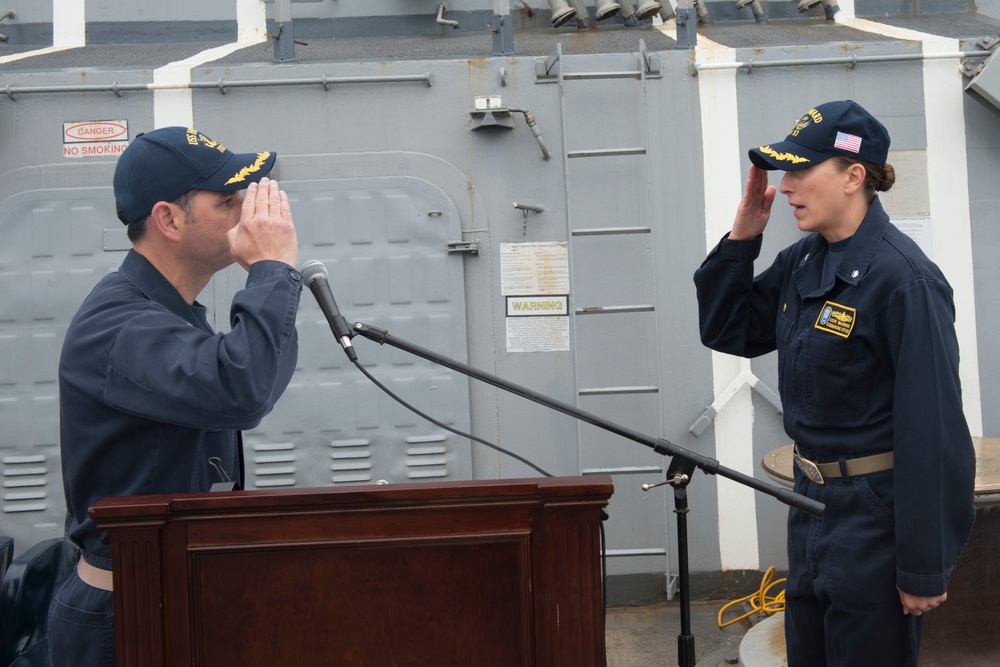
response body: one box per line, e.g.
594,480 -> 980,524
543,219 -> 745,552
578,386 -> 659,396
581,466 -> 664,475
572,226 -> 651,236
576,305 -> 655,315
568,148 -> 646,158
563,71 -> 641,81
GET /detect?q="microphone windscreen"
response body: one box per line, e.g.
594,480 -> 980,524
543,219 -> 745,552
299,260 -> 329,286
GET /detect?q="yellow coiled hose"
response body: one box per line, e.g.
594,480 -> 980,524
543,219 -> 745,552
717,566 -> 786,628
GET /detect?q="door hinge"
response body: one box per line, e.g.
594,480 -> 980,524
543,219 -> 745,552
446,241 -> 479,255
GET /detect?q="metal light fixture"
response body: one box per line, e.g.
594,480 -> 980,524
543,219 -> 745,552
694,0 -> 713,25
569,0 -> 596,28
634,0 -> 663,19
619,0 -> 640,24
594,0 -> 622,20
546,0 -> 578,26
736,0 -> 765,22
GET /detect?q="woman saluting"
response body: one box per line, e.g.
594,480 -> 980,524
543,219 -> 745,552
694,100 -> 975,667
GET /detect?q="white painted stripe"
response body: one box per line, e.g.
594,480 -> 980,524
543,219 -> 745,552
657,17 -> 730,50
153,0 -> 269,128
52,0 -> 85,47
712,359 -> 760,570
833,0 -> 857,21
237,0 -> 269,43
695,40 -> 761,571
920,40 -> 984,438
152,66 -> 197,129
0,46 -> 74,65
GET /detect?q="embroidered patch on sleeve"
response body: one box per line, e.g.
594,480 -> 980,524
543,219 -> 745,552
814,301 -> 856,338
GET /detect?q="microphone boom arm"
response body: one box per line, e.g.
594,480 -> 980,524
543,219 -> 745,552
350,321 -> 822,517
345,317 -> 818,667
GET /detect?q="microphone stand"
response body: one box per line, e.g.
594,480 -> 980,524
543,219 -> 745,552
348,321 -> 822,667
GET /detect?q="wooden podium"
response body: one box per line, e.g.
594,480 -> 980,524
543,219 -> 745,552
89,476 -> 613,667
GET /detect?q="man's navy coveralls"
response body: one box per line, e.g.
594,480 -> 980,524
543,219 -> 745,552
49,249 -> 302,667
694,197 -> 975,666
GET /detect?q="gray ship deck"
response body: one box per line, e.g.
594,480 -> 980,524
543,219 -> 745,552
3,11 -> 1000,71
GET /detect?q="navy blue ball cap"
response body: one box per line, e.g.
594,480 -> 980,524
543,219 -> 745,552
748,100 -> 890,171
113,126 -> 276,225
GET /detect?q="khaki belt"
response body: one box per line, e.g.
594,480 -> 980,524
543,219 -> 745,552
793,448 -> 894,485
77,556 -> 113,592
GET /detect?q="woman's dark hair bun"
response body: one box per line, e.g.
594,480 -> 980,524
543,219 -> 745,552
878,163 -> 896,192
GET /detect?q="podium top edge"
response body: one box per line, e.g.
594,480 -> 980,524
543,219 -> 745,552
89,475 -> 614,522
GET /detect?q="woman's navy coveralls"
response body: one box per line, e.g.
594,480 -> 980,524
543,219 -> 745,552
694,197 -> 975,666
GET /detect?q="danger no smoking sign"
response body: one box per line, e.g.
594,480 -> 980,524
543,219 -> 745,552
63,120 -> 129,159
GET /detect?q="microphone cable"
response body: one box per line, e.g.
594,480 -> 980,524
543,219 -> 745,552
301,259 -> 606,621
352,354 -> 613,639
350,358 -> 554,478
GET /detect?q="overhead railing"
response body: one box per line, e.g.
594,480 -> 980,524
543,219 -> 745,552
692,48 -> 994,75
2,73 -> 432,100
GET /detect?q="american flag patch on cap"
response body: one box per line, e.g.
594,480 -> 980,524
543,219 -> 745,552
834,131 -> 862,153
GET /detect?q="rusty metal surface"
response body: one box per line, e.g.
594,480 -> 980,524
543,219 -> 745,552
3,12 -> 996,70
212,26 -> 676,64
700,18 -> 890,48
0,26 -> 677,69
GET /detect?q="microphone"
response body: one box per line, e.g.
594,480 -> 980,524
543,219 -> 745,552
299,260 -> 357,362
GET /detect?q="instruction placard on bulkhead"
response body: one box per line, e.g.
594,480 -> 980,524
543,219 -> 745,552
500,242 -> 570,353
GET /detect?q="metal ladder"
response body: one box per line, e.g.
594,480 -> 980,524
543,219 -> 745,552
537,40 -> 673,583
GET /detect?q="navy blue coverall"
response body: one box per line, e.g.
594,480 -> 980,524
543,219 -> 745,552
49,249 -> 302,667
694,197 -> 975,666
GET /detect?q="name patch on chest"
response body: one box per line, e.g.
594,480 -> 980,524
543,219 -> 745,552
814,301 -> 856,338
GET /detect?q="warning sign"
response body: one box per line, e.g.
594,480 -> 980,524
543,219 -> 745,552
506,295 -> 568,317
63,120 -> 129,159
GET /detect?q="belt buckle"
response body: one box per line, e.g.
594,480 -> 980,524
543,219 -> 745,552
793,451 -> 825,485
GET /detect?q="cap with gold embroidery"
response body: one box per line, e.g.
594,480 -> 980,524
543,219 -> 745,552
748,100 -> 889,172
113,126 -> 276,225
